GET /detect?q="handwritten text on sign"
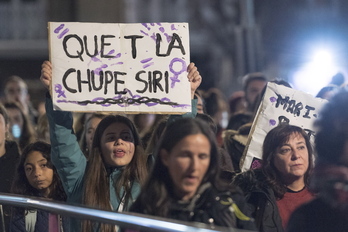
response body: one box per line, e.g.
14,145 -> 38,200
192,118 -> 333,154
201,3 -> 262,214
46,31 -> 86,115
240,83 -> 327,171
49,22 -> 191,113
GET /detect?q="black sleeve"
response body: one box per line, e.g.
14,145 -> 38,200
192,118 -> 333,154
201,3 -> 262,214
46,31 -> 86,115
286,204 -> 311,232
230,191 -> 258,231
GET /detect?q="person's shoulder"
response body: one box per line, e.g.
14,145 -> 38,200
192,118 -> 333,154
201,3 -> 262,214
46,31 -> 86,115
232,169 -> 265,192
5,140 -> 19,150
287,198 -> 322,232
4,140 -> 20,157
289,197 -> 348,232
292,197 -> 334,215
206,182 -> 246,206
206,185 -> 256,230
197,185 -> 237,215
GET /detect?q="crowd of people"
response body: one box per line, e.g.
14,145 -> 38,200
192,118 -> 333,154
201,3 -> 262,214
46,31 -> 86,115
0,59 -> 347,232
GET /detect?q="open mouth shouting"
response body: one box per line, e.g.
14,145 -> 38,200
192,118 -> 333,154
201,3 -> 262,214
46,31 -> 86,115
113,148 -> 126,158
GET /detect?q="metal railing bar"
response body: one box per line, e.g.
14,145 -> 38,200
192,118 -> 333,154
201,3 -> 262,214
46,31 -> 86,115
0,193 -> 254,232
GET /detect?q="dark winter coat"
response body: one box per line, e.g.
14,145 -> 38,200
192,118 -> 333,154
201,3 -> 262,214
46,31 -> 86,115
287,198 -> 348,232
0,141 -> 20,232
131,182 -> 257,231
10,209 -> 68,232
168,183 -> 256,230
233,169 -> 284,232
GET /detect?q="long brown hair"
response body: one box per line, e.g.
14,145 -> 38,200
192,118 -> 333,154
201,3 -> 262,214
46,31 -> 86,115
11,141 -> 66,212
130,117 -> 221,217
261,124 -> 314,198
82,115 -> 148,232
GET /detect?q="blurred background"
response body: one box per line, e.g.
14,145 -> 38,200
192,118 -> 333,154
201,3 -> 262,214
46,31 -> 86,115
1,0 -> 348,107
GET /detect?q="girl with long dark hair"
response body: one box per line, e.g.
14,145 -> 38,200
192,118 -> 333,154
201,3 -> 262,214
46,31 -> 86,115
10,141 -> 67,231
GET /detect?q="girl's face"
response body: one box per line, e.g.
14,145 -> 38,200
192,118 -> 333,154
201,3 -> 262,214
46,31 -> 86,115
100,122 -> 135,167
24,151 -> 54,197
85,117 -> 102,151
273,133 -> 309,184
160,134 -> 211,201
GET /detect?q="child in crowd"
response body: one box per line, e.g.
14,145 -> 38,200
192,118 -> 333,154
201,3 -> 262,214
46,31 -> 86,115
10,141 -> 67,231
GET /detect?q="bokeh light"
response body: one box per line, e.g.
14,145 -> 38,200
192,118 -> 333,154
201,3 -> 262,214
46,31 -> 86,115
292,48 -> 339,96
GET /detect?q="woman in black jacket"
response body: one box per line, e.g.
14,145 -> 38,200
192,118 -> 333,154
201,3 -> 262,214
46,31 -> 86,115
233,124 -> 315,232
129,117 -> 256,231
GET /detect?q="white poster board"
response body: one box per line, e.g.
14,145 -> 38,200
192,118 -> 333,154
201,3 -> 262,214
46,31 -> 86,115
240,82 -> 328,171
48,22 -> 191,113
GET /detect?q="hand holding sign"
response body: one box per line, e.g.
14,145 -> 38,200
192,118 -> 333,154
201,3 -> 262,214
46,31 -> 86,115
41,59 -> 202,105
40,60 -> 52,94
240,82 -> 328,171
49,22 -> 192,113
187,62 -> 202,99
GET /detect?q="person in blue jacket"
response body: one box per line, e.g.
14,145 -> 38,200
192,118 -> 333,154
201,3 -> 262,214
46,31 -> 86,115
40,60 -> 202,232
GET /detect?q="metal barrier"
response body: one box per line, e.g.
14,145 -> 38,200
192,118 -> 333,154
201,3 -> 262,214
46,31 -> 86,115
0,193 -> 256,232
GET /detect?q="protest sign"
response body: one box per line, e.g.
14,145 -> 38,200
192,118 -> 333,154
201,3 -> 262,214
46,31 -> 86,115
48,22 -> 191,113
240,82 -> 327,171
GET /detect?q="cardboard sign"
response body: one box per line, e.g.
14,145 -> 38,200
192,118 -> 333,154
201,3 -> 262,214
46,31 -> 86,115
48,22 -> 191,113
240,82 -> 328,171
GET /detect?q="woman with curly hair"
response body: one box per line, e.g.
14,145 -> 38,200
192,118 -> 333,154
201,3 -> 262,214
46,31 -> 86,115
233,123 -> 315,232
10,141 -> 67,231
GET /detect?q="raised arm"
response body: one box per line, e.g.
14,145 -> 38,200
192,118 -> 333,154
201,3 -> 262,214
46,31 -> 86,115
40,60 -> 52,94
40,61 -> 86,202
187,62 -> 202,99
167,62 -> 202,124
